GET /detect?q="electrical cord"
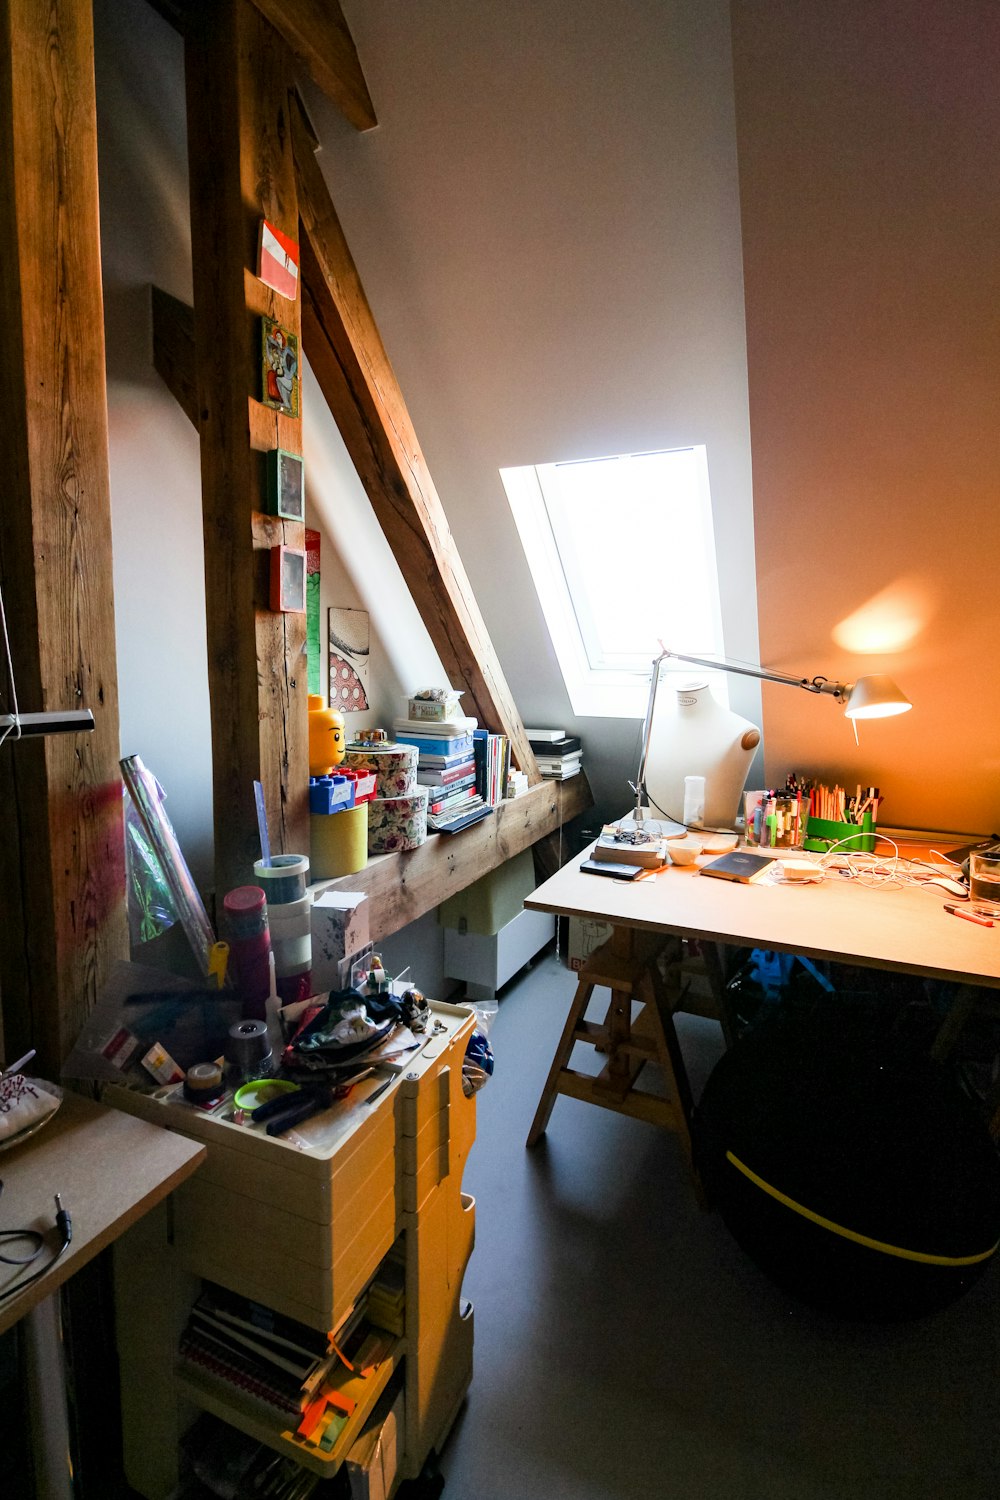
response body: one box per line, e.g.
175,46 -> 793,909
0,1192 -> 72,1303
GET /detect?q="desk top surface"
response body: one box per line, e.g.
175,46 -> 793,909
0,1087 -> 205,1334
526,843 -> 1000,990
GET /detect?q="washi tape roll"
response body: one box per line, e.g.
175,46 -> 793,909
310,802 -> 368,878
367,788 -> 429,853
183,1061 -> 225,1104
344,742 -> 418,799
253,853 -> 310,906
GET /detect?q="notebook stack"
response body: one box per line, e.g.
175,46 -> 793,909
176,1279 -> 396,1453
526,728 -> 583,780
393,712 -> 480,820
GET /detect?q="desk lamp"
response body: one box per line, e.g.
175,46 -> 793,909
632,647 -> 911,832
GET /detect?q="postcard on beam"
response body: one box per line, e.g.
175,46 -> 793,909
257,219 -> 300,301
262,317 -> 300,418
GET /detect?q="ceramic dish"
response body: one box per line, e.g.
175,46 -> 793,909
666,838 -> 703,866
0,1078 -> 62,1153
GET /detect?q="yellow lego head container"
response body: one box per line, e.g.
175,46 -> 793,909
308,694 -> 346,776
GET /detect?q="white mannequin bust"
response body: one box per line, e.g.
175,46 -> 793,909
642,681 -> 760,831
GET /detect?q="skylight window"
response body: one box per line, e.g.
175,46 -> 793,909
501,446 -> 725,717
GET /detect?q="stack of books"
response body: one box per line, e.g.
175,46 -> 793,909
393,713 -> 479,819
591,827 -> 667,869
176,1280 -> 396,1453
473,728 -> 510,806
177,1282 -> 344,1427
526,728 -> 583,780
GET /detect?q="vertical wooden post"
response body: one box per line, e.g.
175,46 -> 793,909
0,0 -> 127,1074
184,0 -> 308,899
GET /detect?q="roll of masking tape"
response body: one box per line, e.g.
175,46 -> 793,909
252,853 -> 310,906
183,1061 -> 225,1104
310,802 -> 368,878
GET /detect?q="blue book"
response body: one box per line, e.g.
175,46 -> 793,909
396,733 -> 474,759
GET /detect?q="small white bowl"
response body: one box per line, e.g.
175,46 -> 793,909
667,838 -> 703,866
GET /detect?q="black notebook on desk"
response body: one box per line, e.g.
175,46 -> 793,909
699,849 -> 777,884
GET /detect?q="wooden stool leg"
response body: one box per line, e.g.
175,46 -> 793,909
526,978 -> 595,1147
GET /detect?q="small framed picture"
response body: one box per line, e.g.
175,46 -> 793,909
266,448 -> 305,521
261,316 -> 300,418
269,545 -> 306,613
257,218 -> 300,301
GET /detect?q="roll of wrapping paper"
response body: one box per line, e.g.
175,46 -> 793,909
366,788 -> 429,853
344,742 -> 418,799
310,803 -> 368,878
120,754 -> 217,976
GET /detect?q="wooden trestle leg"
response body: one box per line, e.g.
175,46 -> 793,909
526,927 -> 703,1199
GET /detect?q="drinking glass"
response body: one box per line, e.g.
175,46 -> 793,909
969,848 -> 1000,919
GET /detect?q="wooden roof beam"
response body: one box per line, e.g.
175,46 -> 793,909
145,0 -> 376,131
291,94 -> 540,783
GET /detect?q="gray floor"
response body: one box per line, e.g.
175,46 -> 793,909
437,947 -> 1000,1500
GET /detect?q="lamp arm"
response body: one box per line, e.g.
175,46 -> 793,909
656,648 -> 850,701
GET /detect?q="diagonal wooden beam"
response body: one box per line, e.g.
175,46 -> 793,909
291,95 -> 540,783
145,0 -> 376,131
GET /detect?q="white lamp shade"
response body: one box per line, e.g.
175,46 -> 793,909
843,675 -> 912,719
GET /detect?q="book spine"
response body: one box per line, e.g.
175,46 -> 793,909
395,734 -> 474,757
178,1334 -> 303,1421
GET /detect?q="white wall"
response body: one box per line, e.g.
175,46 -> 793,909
304,0 -> 759,830
732,0 -> 1000,836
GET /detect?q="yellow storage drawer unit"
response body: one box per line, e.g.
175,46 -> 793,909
107,1000 -> 477,1499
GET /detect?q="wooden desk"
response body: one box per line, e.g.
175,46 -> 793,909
526,847 -> 1000,993
524,846 -> 1000,1162
0,1088 -> 205,1500
0,1087 -> 205,1333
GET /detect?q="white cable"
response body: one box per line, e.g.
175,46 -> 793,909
0,583 -> 21,750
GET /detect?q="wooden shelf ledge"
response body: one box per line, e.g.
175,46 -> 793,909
314,775 -> 593,945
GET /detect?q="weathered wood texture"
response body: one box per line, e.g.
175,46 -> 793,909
148,0 -> 376,131
251,0 -> 376,131
316,775 -> 593,944
184,0 -> 309,898
0,0 -> 128,1072
291,97 -> 541,786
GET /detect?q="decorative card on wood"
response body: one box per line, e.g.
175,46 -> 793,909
257,219 -> 300,301
306,529 -> 321,696
261,317 -> 300,418
328,607 -> 370,711
265,448 -> 305,521
270,546 -> 307,613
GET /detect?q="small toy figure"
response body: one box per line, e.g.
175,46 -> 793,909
308,694 -> 346,776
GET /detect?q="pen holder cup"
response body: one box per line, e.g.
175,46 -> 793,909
743,792 -> 808,850
803,813 -> 876,855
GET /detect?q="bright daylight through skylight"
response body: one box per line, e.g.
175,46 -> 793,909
500,446 -> 724,717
